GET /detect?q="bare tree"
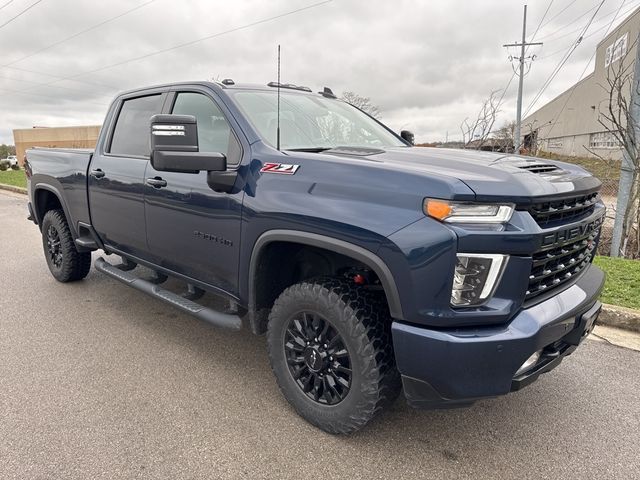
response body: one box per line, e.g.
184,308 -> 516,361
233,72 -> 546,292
460,90 -> 501,149
522,120 -> 546,156
591,46 -> 640,258
492,120 -> 516,153
340,91 -> 381,118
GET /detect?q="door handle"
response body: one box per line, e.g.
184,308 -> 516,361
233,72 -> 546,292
90,168 -> 105,179
146,177 -> 167,188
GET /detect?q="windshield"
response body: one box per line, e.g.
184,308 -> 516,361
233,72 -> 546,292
230,90 -> 405,150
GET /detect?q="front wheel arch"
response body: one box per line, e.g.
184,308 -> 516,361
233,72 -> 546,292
247,230 -> 404,332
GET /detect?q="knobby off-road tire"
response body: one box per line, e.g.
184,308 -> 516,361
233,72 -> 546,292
41,209 -> 91,282
267,277 -> 401,434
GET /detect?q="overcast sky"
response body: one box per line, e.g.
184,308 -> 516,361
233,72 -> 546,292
0,0 -> 636,145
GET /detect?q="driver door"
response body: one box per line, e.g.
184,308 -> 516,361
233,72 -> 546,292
143,89 -> 244,295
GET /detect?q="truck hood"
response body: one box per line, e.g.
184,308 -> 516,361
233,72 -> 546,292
321,146 -> 601,204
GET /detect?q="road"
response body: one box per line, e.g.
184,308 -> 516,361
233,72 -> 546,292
1,190 -> 639,480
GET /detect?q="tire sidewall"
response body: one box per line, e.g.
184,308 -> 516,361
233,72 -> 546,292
41,211 -> 76,282
41,214 -> 64,280
268,284 -> 378,430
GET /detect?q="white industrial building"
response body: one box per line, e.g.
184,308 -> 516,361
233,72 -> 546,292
521,6 -> 640,160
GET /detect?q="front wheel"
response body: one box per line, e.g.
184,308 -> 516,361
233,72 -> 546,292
267,277 -> 401,434
41,210 -> 91,282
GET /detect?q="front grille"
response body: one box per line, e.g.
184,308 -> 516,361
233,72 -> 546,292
528,192 -> 598,228
526,227 -> 600,301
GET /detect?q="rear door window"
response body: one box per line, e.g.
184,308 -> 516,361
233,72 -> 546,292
110,94 -> 163,157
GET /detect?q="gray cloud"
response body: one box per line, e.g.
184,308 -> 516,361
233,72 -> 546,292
0,0 -> 636,144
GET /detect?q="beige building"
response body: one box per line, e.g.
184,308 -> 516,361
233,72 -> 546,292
13,125 -> 102,164
522,6 -> 640,160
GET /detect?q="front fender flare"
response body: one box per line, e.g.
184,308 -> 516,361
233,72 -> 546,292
248,229 -> 404,320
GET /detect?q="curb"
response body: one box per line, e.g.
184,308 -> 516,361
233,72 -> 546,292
599,304 -> 640,333
0,183 -> 27,195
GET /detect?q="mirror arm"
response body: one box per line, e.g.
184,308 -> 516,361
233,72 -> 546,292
207,170 -> 238,193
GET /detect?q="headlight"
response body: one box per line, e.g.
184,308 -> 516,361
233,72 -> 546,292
451,254 -> 507,306
424,199 -> 514,224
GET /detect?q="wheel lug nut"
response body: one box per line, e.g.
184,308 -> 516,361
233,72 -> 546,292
323,344 -> 328,348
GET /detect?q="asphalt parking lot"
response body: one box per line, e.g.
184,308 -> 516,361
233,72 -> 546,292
1,190 -> 639,479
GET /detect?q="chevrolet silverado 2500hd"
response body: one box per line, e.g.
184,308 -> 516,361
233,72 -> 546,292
25,80 -> 605,434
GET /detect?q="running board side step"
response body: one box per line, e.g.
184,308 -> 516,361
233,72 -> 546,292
94,257 -> 242,331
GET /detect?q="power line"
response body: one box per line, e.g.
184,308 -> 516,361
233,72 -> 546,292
537,1 -> 639,44
535,2 -> 601,41
536,0 -> 581,33
0,0 -> 45,31
2,64 -> 117,90
523,0 -> 606,118
0,86 -> 109,107
16,0 -> 334,95
0,0 -> 334,107
2,0 -> 157,67
538,1 -> 640,59
0,72 -> 111,95
0,1 -> 15,12
545,0 -> 628,136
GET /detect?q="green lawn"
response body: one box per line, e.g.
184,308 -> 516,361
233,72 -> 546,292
0,169 -> 27,189
594,256 -> 640,310
536,151 -> 620,181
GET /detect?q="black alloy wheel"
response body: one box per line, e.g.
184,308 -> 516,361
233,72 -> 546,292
267,277 -> 402,434
46,225 -> 63,269
41,209 -> 92,282
284,311 -> 352,405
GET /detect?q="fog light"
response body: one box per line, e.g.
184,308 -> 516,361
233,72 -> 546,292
515,351 -> 542,376
450,254 -> 507,306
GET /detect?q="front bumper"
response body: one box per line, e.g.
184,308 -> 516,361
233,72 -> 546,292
392,263 -> 605,409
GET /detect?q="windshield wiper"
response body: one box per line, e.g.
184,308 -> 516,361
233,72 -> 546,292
285,147 -> 333,153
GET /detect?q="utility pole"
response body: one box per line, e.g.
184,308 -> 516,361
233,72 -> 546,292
610,33 -> 640,257
503,5 -> 542,153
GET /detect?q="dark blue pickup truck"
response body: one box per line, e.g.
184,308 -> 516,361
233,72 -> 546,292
25,80 -> 605,434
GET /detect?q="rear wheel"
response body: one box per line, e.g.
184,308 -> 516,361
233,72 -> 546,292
267,277 -> 401,434
41,210 -> 91,282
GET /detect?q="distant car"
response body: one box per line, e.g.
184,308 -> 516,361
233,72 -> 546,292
6,155 -> 18,167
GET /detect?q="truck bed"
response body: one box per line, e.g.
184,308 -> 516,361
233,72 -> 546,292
26,147 -> 95,232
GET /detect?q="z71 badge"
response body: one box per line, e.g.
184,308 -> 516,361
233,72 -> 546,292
260,163 -> 300,175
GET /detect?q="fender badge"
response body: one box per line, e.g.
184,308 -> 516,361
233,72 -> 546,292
260,162 -> 300,175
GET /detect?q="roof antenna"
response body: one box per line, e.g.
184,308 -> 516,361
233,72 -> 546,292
276,44 -> 281,151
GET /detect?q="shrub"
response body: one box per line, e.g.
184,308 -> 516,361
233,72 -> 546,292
10,163 -> 20,170
0,161 -> 9,171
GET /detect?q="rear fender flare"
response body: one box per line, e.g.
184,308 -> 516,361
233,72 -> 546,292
32,183 -> 78,238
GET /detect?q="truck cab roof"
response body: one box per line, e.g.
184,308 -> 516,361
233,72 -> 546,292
116,80 -> 334,99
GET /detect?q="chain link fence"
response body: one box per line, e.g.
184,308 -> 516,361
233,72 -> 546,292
534,152 -> 639,258
598,178 -> 619,256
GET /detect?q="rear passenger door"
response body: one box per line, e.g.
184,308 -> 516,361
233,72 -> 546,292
143,88 -> 245,295
89,91 -> 166,259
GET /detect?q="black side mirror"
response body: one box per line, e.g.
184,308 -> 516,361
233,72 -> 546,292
150,114 -> 226,173
400,130 -> 415,145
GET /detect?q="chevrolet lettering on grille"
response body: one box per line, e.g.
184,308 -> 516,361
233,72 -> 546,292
540,214 -> 604,248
